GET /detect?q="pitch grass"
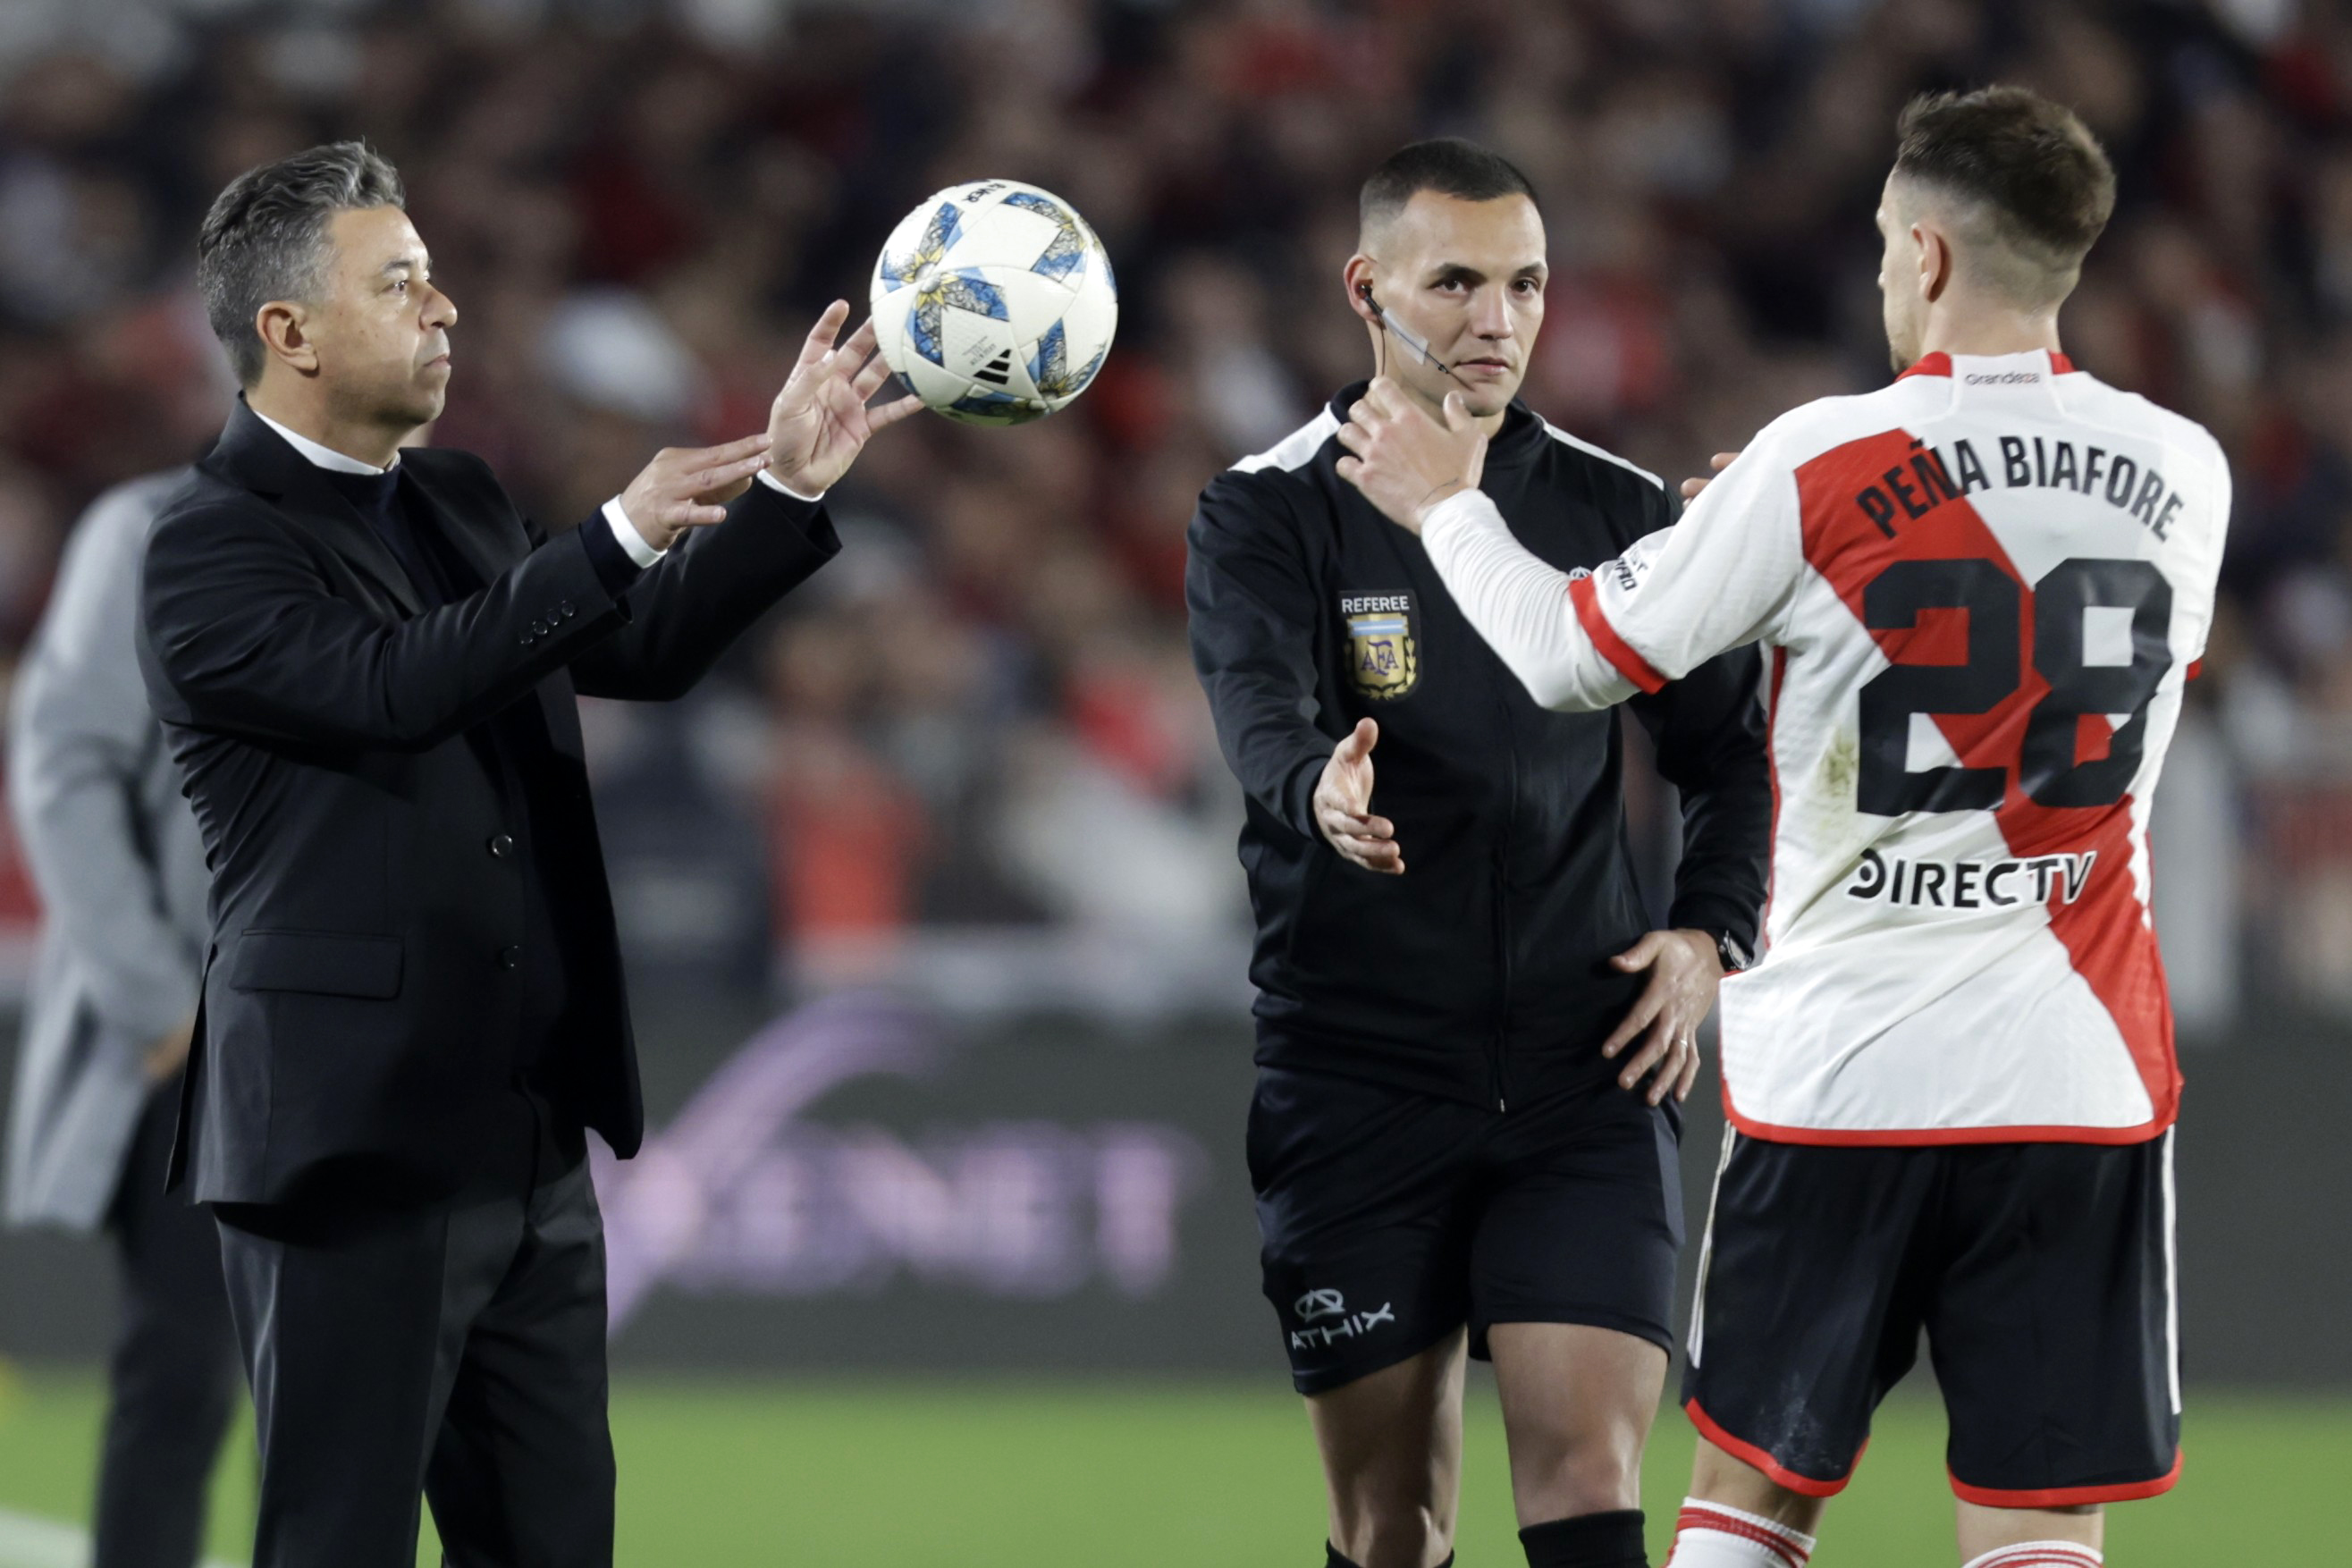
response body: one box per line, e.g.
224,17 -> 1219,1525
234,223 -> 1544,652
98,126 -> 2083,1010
0,1364 -> 2331,1564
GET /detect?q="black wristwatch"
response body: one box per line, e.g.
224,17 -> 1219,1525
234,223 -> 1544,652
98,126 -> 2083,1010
1708,929 -> 1753,974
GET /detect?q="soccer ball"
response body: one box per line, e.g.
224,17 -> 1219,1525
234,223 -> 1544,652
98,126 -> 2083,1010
869,180 -> 1117,426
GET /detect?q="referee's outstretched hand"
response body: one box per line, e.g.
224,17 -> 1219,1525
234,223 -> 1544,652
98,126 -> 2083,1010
1315,719 -> 1403,875
1600,929 -> 1724,1104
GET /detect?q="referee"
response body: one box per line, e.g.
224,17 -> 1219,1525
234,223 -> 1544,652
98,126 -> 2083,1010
1185,140 -> 1770,1568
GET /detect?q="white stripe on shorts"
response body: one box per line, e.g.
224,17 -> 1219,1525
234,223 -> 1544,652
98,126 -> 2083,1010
2161,1126 -> 2180,1415
1687,1129 -> 1739,1367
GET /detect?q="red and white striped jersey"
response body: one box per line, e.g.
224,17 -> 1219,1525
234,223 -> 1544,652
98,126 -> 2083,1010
1418,350 -> 2230,1143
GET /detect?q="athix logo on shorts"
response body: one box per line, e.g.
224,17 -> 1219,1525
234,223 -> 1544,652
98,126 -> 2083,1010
1289,1288 -> 1396,1350
1294,1288 -> 1346,1320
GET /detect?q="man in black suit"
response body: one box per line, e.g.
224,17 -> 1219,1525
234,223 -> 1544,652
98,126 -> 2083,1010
136,140 -> 918,1568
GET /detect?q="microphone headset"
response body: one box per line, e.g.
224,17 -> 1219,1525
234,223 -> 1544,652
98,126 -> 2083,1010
1357,280 -> 1474,389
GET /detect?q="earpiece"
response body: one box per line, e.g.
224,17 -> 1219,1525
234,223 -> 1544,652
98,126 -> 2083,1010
1354,281 -> 1470,388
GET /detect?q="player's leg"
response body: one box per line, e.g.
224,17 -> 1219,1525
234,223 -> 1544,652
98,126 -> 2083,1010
1668,1438 -> 1823,1565
1952,1502 -> 2101,1566
1930,1133 -> 2180,1568
1248,1066 -> 1484,1568
1309,1328 -> 1469,1568
1471,1082 -> 1687,1566
1666,1135 -> 1942,1567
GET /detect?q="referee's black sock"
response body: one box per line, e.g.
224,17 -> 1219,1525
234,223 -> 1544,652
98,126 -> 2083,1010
1520,1508 -> 1648,1567
1325,1547 -> 1454,1568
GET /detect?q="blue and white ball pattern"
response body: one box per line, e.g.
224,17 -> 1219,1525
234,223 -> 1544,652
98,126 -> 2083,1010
870,180 -> 1117,426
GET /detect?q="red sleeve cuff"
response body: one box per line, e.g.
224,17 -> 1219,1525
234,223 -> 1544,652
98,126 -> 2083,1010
1567,574 -> 1666,695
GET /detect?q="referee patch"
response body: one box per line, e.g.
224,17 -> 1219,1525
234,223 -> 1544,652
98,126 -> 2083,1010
1340,590 -> 1418,699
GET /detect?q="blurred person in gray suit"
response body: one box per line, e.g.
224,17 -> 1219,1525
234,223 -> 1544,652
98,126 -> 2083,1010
4,468 -> 240,1568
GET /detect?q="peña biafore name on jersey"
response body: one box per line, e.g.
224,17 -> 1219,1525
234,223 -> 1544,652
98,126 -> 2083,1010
1850,434 -> 2191,543
1846,847 -> 2097,909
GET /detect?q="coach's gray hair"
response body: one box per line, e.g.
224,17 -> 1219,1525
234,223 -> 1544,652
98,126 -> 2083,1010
197,140 -> 406,387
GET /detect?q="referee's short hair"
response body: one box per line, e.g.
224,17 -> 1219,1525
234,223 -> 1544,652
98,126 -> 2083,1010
1892,86 -> 2116,308
197,140 -> 407,387
1360,139 -> 1540,244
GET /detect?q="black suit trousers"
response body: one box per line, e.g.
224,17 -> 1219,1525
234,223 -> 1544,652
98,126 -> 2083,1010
214,1142 -> 611,1568
96,1076 -> 241,1568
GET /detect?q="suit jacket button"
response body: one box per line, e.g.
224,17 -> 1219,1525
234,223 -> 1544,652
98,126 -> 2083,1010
489,834 -> 515,858
520,633 -> 535,647
561,601 -> 576,619
498,945 -> 521,970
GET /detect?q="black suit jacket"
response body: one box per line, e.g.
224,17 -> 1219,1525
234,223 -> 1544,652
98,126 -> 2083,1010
139,400 -> 838,1206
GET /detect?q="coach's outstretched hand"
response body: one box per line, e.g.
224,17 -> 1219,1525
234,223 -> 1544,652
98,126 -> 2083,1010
764,300 -> 925,496
1315,719 -> 1403,875
1600,929 -> 1724,1105
1335,377 -> 1487,535
618,434 -> 778,551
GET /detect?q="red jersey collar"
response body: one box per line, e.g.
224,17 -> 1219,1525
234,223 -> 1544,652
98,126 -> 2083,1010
1898,349 -> 2077,380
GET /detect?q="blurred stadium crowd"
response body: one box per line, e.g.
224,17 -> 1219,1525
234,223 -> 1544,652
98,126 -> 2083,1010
0,0 -> 2340,1017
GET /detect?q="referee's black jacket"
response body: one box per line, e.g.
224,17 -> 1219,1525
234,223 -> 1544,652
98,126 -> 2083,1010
1186,383 -> 1772,1111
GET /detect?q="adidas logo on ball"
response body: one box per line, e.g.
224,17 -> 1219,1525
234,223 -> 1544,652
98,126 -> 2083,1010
870,181 -> 1119,426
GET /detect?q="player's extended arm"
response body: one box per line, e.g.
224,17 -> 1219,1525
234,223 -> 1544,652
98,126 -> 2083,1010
1336,377 -> 1801,712
1418,491 -> 1652,712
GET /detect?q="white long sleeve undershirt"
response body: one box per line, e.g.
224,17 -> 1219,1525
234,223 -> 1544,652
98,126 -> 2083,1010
1417,487 -> 1640,712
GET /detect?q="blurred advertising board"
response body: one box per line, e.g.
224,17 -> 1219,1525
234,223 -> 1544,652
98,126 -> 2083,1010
6,983 -> 2348,1385
599,992 -> 1275,1374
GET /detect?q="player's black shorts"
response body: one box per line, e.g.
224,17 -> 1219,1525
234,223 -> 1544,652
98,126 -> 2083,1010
1682,1131 -> 2181,1506
1248,1065 -> 1683,1395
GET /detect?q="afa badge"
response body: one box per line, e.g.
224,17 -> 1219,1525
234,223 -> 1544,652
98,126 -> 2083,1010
1341,592 -> 1418,700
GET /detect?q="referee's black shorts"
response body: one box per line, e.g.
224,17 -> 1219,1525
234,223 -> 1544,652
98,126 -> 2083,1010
1682,1130 -> 2181,1506
1248,1065 -> 1684,1396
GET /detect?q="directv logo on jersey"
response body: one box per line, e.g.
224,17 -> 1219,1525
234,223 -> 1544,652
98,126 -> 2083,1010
1288,1288 -> 1396,1350
1846,847 -> 2097,909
